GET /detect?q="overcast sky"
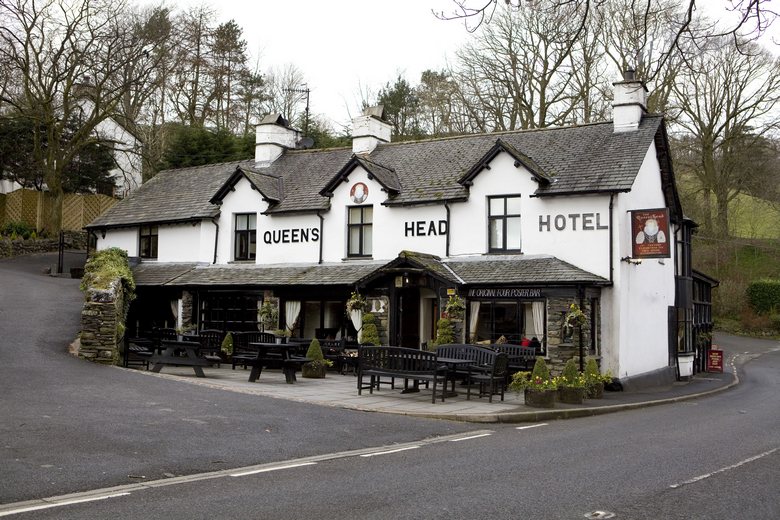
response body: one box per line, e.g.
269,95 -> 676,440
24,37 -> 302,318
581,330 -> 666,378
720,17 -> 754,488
173,0 -> 471,130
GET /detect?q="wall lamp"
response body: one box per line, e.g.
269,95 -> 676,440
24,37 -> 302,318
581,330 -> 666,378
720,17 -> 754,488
620,256 -> 642,265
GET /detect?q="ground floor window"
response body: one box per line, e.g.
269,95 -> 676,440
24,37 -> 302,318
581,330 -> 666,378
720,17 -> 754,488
468,299 -> 546,353
200,293 -> 261,331
300,300 -> 351,340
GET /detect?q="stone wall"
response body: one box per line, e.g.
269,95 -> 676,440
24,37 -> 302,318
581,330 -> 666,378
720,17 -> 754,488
546,297 -> 596,374
366,296 -> 389,345
0,231 -> 89,259
79,279 -> 125,365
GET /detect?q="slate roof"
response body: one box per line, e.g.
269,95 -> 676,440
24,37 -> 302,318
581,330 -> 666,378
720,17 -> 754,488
87,115 -> 667,228
132,263 -> 201,286
444,255 -> 608,286
87,160 -> 253,228
151,261 -> 383,287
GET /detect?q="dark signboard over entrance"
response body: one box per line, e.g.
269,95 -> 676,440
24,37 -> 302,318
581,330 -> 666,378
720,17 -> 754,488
630,208 -> 671,259
467,287 -> 543,298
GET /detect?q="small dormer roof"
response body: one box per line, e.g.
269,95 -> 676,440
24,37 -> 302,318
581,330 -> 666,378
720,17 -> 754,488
459,138 -> 552,187
210,166 -> 282,205
319,155 -> 400,197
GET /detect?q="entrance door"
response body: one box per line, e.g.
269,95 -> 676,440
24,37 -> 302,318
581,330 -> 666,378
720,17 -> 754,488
398,287 -> 420,348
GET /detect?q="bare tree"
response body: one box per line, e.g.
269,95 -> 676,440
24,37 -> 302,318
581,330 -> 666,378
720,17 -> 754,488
0,0 -> 166,232
436,1 -> 779,81
671,37 -> 780,236
263,64 -> 307,124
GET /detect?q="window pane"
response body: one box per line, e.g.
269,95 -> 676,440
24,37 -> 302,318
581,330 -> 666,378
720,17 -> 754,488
249,231 -> 257,258
489,219 -> 503,249
494,302 -> 519,341
506,216 -> 522,249
236,215 -> 247,231
150,235 -> 158,258
363,206 -> 373,224
349,207 -> 362,223
506,196 -> 522,214
363,225 -> 372,255
248,214 -> 257,229
348,227 -> 361,255
489,198 -> 504,216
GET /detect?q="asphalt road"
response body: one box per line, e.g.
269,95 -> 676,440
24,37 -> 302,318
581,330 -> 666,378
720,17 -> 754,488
0,253 -> 475,505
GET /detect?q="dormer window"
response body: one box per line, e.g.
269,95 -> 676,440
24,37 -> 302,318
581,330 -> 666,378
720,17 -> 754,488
488,195 -> 522,252
234,213 -> 257,261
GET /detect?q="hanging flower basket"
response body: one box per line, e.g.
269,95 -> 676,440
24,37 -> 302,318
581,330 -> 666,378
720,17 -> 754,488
346,291 -> 368,313
443,294 -> 465,321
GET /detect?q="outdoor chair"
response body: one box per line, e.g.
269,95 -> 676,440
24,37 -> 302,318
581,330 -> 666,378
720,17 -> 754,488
198,329 -> 224,366
467,352 -> 509,403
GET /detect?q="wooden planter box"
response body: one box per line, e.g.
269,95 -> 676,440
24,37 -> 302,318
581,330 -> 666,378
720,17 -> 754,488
558,386 -> 586,404
302,362 -> 327,378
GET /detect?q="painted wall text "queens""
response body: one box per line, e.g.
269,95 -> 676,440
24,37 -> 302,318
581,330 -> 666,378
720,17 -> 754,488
263,228 -> 320,244
539,213 -> 608,232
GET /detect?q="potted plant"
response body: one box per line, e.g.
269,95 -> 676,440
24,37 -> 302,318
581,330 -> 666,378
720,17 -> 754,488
259,300 -> 278,331
431,316 -> 455,348
556,358 -> 587,404
583,358 -> 611,399
272,328 -> 291,344
509,357 -> 557,408
302,338 -> 332,378
360,313 -> 381,345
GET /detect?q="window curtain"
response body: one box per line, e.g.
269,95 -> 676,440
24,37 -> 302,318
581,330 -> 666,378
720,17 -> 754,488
532,301 -> 545,339
170,299 -> 179,329
285,300 -> 301,333
468,301 -> 480,342
349,309 -> 363,343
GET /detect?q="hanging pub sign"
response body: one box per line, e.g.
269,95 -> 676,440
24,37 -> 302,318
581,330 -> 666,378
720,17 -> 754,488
631,208 -> 670,258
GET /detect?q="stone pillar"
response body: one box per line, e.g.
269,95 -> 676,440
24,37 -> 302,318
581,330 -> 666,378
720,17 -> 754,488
181,291 -> 194,329
79,280 -> 125,365
367,296 -> 389,345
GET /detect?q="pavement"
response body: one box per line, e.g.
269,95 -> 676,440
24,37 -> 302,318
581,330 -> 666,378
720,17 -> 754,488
121,344 -> 741,424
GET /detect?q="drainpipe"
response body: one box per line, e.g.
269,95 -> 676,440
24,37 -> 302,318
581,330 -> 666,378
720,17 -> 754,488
444,201 -> 451,257
211,217 -> 219,264
317,211 -> 324,264
608,194 -> 615,283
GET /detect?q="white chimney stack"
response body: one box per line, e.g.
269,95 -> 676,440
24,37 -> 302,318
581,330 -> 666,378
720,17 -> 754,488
352,105 -> 392,154
612,69 -> 648,133
255,113 -> 300,166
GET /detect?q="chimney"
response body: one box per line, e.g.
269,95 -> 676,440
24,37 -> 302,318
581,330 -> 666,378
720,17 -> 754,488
255,113 -> 301,166
612,69 -> 648,133
352,105 -> 392,154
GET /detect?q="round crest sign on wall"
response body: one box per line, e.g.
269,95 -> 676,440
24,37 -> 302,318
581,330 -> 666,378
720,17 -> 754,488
350,182 -> 368,204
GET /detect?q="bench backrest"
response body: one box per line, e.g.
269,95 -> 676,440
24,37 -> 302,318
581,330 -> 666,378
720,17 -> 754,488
359,346 -> 442,373
435,344 -> 496,366
491,344 -> 537,360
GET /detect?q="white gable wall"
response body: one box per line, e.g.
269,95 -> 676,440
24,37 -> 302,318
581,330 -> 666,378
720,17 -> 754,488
602,143 -> 676,379
158,222 -> 213,263
214,177 -> 268,264
260,213 -> 321,264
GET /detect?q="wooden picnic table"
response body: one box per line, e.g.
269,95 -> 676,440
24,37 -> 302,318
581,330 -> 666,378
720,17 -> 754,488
150,339 -> 214,378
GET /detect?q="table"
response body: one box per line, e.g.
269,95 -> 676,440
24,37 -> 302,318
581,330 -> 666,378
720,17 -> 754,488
151,339 -> 214,377
247,342 -> 311,384
436,357 -> 475,397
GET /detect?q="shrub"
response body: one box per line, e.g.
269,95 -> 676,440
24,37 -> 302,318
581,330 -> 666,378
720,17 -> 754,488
80,247 -> 135,294
361,313 -> 381,345
509,357 -> 557,391
2,221 -> 34,239
746,279 -> 780,315
221,332 -> 233,355
432,317 -> 455,346
306,338 -> 324,361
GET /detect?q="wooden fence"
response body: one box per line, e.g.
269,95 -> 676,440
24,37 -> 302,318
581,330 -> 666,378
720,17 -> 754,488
0,189 -> 116,231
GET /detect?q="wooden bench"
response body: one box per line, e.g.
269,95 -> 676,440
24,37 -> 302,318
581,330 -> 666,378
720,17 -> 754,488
491,344 -> 538,373
231,332 -> 276,369
358,346 -> 448,403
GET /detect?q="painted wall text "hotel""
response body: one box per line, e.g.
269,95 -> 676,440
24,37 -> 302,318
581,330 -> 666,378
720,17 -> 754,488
539,213 -> 609,232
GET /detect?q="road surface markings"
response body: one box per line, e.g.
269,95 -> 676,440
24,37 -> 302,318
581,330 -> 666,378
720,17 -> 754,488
230,462 -> 317,477
0,430 -> 493,516
516,423 -> 548,430
0,493 -> 130,517
449,433 -> 493,442
360,446 -> 420,457
669,447 -> 779,489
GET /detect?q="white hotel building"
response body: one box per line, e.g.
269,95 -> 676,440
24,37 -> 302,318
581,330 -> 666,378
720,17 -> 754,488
87,74 -> 714,387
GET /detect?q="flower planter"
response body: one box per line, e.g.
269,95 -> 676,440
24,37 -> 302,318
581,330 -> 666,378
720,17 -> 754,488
586,383 -> 604,399
524,388 -> 556,408
302,362 -> 327,379
557,386 -> 586,404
